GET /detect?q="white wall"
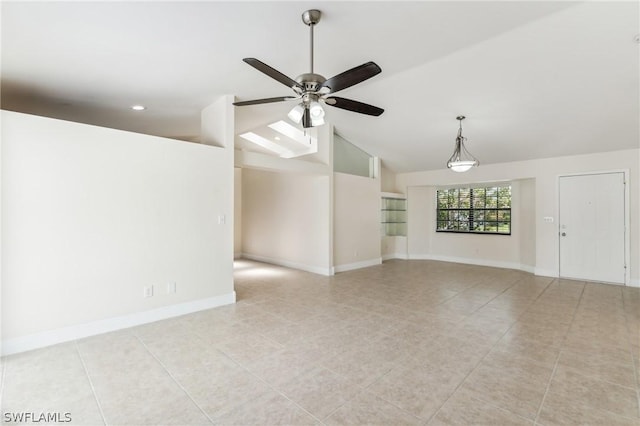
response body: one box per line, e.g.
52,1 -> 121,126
407,180 -> 535,272
381,236 -> 408,260
234,167 -> 242,258
333,172 -> 381,271
380,165 -> 398,193
407,186 -> 433,256
519,178 -> 536,270
241,168 -> 332,275
1,111 -> 235,353
397,149 -> 639,285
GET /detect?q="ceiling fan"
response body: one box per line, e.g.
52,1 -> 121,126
233,9 -> 384,128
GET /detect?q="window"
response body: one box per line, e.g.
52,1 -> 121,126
436,185 -> 511,234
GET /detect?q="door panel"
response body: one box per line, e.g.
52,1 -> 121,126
559,173 -> 625,284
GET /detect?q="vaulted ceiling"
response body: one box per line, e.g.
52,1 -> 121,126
2,1 -> 638,172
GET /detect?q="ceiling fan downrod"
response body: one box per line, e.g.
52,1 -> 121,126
302,9 -> 321,74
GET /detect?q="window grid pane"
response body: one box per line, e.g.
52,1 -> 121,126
435,186 -> 511,235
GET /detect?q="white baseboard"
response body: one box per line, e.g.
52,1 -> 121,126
407,253 -> 520,270
408,254 -> 433,261
408,253 -> 535,274
539,271 -> 636,287
1,291 -> 236,356
382,253 -> 409,261
241,253 -> 333,276
334,258 -> 382,273
534,267 -> 559,278
520,264 -> 536,274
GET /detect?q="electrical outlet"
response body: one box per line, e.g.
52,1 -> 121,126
167,282 -> 176,294
143,285 -> 153,298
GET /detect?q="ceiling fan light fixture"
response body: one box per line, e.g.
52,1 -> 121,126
447,116 -> 479,173
309,100 -> 325,126
291,98 -> 325,128
288,103 -> 305,123
311,115 -> 325,127
309,100 -> 324,119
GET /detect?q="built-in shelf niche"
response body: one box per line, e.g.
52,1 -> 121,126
381,195 -> 407,236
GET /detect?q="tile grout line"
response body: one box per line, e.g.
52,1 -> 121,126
532,287 -> 640,424
74,340 -> 108,426
353,267 -> 509,324
331,343 -> 428,422
620,287 -> 640,419
255,262 -> 636,421
443,272 -> 539,320
183,331 -> 326,426
460,273 -> 540,321
222,354 -> 326,425
560,290 -> 638,390
226,315 -> 431,424
532,280 -> 587,425
132,333 -> 216,425
318,353 -> 424,424
424,276 -> 557,424
316,337 -> 402,423
329,272 -> 549,425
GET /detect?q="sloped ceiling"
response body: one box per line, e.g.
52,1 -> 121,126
2,1 -> 638,172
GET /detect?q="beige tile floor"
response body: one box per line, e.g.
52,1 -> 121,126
2,259 -> 639,425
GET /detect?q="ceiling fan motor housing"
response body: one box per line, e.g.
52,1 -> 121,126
295,73 -> 326,93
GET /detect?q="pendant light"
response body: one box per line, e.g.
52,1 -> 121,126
447,115 -> 479,172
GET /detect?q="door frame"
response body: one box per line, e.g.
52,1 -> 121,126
557,169 -> 630,285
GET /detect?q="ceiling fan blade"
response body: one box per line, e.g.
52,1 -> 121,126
233,96 -> 297,106
318,62 -> 382,94
243,58 -> 303,90
325,96 -> 384,116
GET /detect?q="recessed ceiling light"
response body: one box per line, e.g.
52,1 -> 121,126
131,105 -> 146,111
274,136 -> 281,140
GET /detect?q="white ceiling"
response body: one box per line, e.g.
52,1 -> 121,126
2,1 -> 638,173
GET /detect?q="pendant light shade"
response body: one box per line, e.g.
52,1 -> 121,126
447,116 -> 479,172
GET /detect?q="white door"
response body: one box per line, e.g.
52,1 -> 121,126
559,172 -> 626,284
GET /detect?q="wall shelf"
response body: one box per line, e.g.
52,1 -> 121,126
381,196 -> 407,236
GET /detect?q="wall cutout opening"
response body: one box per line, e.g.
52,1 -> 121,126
334,133 -> 375,178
